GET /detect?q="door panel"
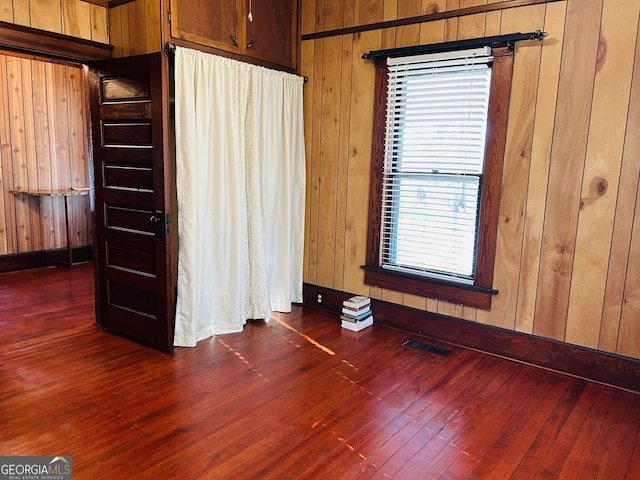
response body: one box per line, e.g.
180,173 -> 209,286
104,166 -> 154,191
107,230 -> 155,274
245,0 -> 295,68
89,52 -> 174,351
170,0 -> 241,53
102,121 -> 153,146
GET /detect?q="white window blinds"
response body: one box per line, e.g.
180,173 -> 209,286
381,47 -> 493,283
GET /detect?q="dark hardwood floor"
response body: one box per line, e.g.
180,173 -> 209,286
1,264 -> 640,479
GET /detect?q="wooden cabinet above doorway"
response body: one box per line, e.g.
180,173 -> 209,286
169,0 -> 298,70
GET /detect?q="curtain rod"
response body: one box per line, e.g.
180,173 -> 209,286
163,42 -> 308,83
362,30 -> 547,61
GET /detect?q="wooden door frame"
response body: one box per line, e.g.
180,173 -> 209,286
0,25 -> 111,272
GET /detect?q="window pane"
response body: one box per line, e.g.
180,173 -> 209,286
386,67 -> 492,174
382,175 -> 480,278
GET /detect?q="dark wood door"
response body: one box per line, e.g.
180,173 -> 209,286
88,53 -> 174,351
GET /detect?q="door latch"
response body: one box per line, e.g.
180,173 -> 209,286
150,212 -> 171,237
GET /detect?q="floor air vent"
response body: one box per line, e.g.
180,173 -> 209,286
403,340 -> 451,357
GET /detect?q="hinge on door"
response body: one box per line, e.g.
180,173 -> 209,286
167,11 -> 171,23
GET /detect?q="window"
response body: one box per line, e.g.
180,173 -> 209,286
382,47 -> 492,283
364,45 -> 515,310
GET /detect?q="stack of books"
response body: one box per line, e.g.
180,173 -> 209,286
340,295 -> 373,332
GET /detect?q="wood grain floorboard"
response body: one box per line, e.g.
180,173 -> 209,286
1,264 -> 640,479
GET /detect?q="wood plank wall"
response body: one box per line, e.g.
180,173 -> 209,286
301,0 -> 640,360
108,0 -> 162,58
0,52 -> 91,255
0,0 -> 108,43
0,1 -> 106,258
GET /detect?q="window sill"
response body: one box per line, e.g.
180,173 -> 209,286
362,265 -> 498,310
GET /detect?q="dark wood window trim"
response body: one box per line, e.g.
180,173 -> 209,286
363,46 -> 514,311
0,20 -> 113,63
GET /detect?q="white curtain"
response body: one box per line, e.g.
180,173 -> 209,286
173,47 -> 306,347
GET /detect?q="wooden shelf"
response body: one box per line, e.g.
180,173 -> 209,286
11,189 -> 90,269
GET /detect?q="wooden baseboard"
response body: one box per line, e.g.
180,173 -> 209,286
0,246 -> 93,273
303,283 -> 640,394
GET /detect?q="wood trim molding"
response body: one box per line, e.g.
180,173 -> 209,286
302,283 -> 640,394
362,268 -> 494,310
80,0 -> 108,6
108,0 -> 137,7
302,0 -> 562,41
80,0 -> 135,7
475,48 -> 513,288
365,58 -> 387,268
0,246 -> 93,273
0,21 -> 113,62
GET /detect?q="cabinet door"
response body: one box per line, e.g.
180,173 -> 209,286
170,0 -> 242,53
245,0 -> 296,68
